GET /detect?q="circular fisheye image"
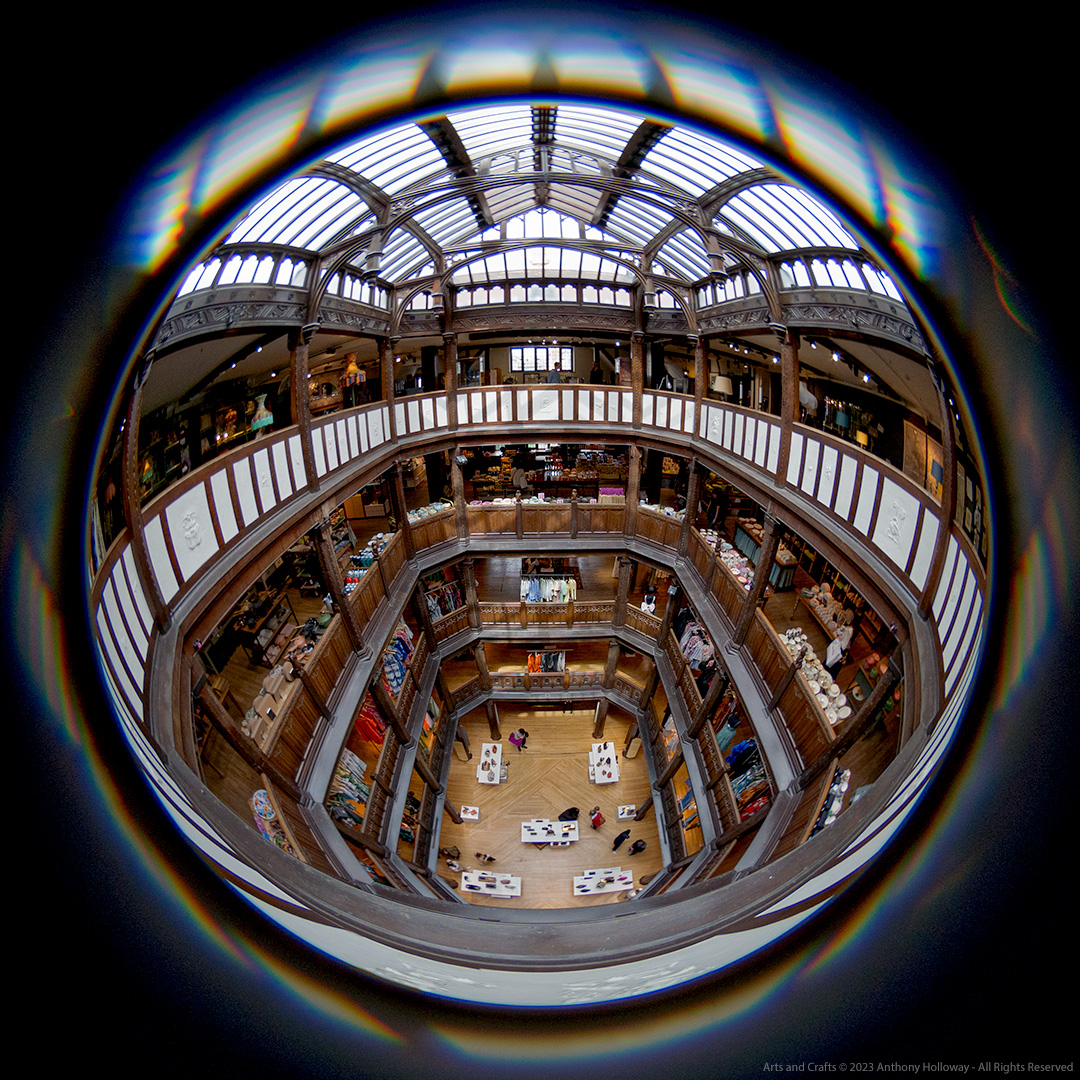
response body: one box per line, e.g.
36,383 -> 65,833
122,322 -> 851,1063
9,5 -> 1075,1079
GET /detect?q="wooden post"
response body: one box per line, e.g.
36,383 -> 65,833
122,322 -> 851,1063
443,331 -> 459,431
390,461 -> 416,561
730,513 -> 779,649
775,327 -> 800,483
623,444 -> 642,538
312,520 -> 364,652
288,323 -> 319,494
381,336 -> 398,442
120,358 -> 171,631
678,455 -> 700,556
918,362 -> 958,619
631,330 -> 645,429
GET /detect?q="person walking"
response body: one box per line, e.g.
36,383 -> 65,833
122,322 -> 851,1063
612,829 -> 631,851
476,852 -> 496,864
628,839 -> 647,855
508,728 -> 529,750
589,806 -> 605,829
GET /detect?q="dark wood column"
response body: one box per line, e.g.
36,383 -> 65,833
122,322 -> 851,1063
730,512 -> 779,648
474,639 -> 492,690
593,639 -> 622,738
288,323 -> 319,494
312,520 -> 364,652
678,455 -> 700,555
389,461 -> 416,561
688,664 -> 729,738
461,558 -> 481,629
775,327 -> 800,482
623,444 -> 642,538
381,336 -> 398,441
443,331 -> 459,430
692,333 -> 707,422
796,655 -> 902,790
370,677 -> 411,745
631,331 -> 645,429
120,357 -> 170,631
197,683 -> 307,803
918,362 -> 958,619
450,451 -> 469,540
613,557 -> 633,628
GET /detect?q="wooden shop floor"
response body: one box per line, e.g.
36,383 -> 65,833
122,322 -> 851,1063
434,703 -> 666,908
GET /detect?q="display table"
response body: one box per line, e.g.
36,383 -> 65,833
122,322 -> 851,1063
476,742 -> 503,784
460,805 -> 480,821
589,741 -> 620,784
462,871 -> 521,897
733,522 -> 798,589
521,819 -> 580,844
617,805 -> 637,820
573,867 -> 634,896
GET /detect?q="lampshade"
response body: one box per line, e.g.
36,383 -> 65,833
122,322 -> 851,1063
713,375 -> 733,395
340,353 -> 363,387
855,429 -> 869,447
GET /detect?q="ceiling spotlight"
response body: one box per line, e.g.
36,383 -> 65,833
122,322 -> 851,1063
832,352 -> 840,362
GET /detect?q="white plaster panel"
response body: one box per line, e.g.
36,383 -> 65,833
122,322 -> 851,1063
669,398 -> 682,431
642,393 -> 654,427
871,477 -> 919,571
335,419 -> 349,462
938,558 -> 968,645
945,594 -> 983,698
732,411 -> 744,456
369,407 -> 386,446
853,466 -> 878,535
767,424 -> 781,474
705,406 -> 723,445
621,392 -> 632,422
655,395 -> 668,429
577,389 -> 590,419
499,390 -> 512,422
394,401 -> 406,438
103,578 -> 144,675
516,388 -> 530,419
533,389 -> 558,421
252,448 -> 276,513
483,392 -> 496,424
562,389 -> 575,418
357,417 -> 369,454
909,510 -> 939,591
801,438 -> 820,496
817,444 -> 838,507
942,568 -> 977,671
233,459 -> 259,526
144,513 -> 179,601
165,482 -> 220,582
210,469 -> 238,543
347,415 -> 359,458
96,607 -> 143,721
834,454 -> 857,520
933,535 -> 959,623
407,400 -> 420,433
683,401 -> 696,434
288,435 -> 307,490
323,424 -> 339,473
754,422 -> 768,467
109,565 -> 148,659
421,397 -> 434,429
121,547 -> 152,634
787,431 -> 804,485
272,440 -> 292,500
311,428 -> 327,477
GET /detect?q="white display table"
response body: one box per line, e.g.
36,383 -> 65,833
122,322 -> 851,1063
462,871 -> 521,897
521,819 -> 580,844
573,867 -> 634,895
589,741 -> 620,784
476,742 -> 503,784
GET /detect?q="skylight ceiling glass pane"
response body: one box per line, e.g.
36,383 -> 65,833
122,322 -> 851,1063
228,177 -> 324,244
656,233 -> 710,281
380,230 -> 429,281
330,122 -> 446,195
554,104 -> 643,158
740,187 -> 816,249
445,103 -> 534,161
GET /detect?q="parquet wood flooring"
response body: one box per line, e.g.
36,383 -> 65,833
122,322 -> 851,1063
437,705 -> 662,908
